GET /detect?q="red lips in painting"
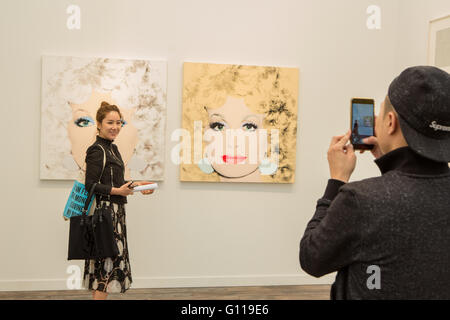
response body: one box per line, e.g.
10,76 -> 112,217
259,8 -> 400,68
222,155 -> 247,164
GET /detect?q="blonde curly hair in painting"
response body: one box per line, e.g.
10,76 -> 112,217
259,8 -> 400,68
181,62 -> 299,183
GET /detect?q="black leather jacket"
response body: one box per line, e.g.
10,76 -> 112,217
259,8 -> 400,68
85,135 -> 129,204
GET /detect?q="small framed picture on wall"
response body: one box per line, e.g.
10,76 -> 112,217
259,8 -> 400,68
428,14 -> 450,73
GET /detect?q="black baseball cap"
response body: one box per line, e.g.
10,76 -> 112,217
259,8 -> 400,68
388,66 -> 450,162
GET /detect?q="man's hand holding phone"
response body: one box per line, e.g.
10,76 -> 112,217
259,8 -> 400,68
327,130 -> 356,183
360,136 -> 384,159
327,130 -> 385,184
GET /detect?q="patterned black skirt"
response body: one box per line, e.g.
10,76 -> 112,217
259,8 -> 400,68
82,201 -> 132,293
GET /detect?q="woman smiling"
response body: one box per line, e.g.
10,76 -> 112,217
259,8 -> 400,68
81,101 -> 154,300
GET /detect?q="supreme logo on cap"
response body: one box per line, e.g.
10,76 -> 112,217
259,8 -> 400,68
429,121 -> 450,132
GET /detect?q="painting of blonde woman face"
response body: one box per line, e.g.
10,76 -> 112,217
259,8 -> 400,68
204,96 -> 265,180
181,62 -> 299,183
67,90 -> 138,171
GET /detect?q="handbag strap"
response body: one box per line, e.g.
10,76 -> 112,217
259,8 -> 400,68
96,144 -> 107,184
82,182 -> 98,217
96,144 -> 111,202
84,144 -> 108,217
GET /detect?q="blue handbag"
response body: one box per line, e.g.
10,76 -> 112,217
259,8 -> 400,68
63,144 -> 106,220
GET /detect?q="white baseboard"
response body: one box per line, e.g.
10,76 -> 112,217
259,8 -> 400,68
0,273 -> 335,292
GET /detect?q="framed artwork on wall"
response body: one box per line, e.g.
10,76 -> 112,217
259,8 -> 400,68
180,62 -> 299,183
428,14 -> 450,73
40,55 -> 167,181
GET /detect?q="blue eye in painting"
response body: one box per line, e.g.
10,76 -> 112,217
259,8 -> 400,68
74,116 -> 95,128
121,120 -> 127,127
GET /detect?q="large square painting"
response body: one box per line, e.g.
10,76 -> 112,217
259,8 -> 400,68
180,62 -> 299,183
40,55 -> 167,181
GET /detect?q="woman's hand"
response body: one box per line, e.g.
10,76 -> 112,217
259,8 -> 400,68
112,182 -> 135,197
133,181 -> 155,195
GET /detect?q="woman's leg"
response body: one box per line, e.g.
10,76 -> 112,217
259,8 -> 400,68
93,290 -> 108,300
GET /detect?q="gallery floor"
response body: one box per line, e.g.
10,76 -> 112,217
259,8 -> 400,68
0,285 -> 331,300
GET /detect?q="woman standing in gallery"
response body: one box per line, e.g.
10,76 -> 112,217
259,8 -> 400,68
83,101 -> 154,300
351,120 -> 360,144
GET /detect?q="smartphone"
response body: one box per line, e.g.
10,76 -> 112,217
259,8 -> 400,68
351,98 -> 375,150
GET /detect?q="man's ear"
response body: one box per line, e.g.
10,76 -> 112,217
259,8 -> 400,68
387,112 -> 400,135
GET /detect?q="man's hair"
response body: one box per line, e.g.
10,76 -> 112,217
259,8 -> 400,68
384,95 -> 407,142
384,96 -> 396,118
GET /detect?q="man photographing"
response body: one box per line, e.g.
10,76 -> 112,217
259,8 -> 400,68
299,66 -> 450,299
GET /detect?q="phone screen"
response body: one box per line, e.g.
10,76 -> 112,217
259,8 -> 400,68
351,99 -> 374,149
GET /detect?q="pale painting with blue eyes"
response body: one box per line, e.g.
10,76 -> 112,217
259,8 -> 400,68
181,62 -> 299,183
40,55 -> 167,181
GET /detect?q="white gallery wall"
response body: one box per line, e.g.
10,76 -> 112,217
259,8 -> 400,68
0,0 -> 448,291
396,0 -> 450,71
